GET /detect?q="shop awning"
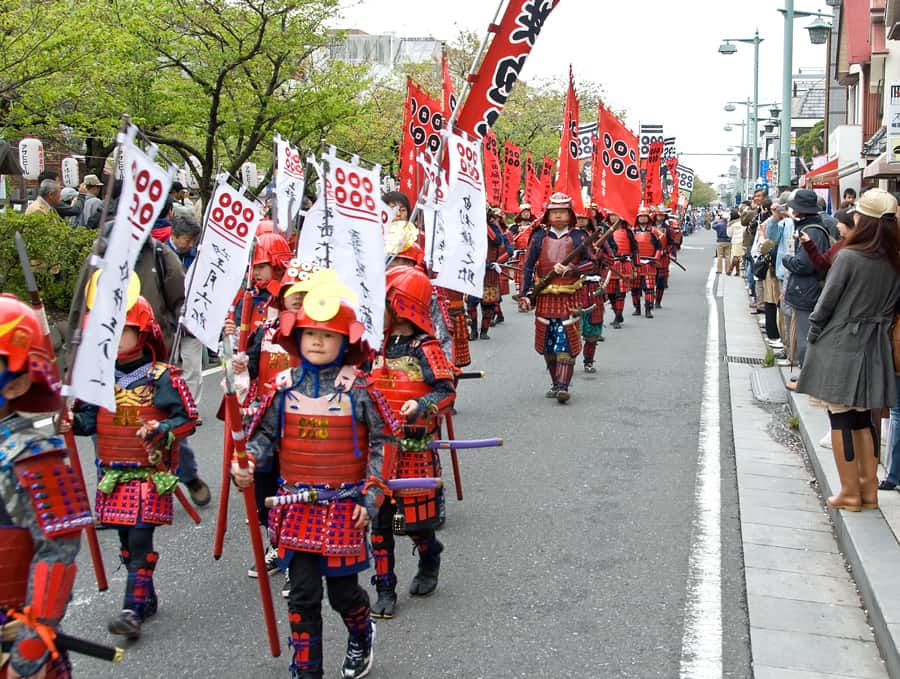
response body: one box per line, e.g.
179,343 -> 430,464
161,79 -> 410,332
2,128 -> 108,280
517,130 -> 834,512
803,157 -> 839,187
863,152 -> 900,179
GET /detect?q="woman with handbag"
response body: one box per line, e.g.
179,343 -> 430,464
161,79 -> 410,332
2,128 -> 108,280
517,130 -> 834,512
796,189 -> 900,511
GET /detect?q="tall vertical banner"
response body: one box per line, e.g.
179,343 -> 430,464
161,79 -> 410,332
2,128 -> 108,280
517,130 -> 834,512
398,78 -> 443,207
501,140 -> 522,214
554,67 -> 584,213
455,0 -> 562,138
665,157 -> 679,209
298,150 -> 388,348
483,131 -> 503,207
434,133 -> 488,297
639,123 -> 664,159
524,151 -> 543,211
66,127 -> 175,410
540,155 -> 554,212
183,177 -> 260,349
592,103 -> 641,225
420,149 -> 450,273
644,140 -> 663,207
678,164 -> 695,203
274,134 -> 306,235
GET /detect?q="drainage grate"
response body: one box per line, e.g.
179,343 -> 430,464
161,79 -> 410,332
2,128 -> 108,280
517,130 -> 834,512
724,355 -> 766,366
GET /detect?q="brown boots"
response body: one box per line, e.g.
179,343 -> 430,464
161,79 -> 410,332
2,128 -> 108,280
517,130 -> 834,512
827,428 -> 861,512
826,413 -> 880,512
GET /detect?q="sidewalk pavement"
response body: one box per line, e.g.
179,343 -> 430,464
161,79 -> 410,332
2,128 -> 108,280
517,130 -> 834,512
720,270 -> 889,678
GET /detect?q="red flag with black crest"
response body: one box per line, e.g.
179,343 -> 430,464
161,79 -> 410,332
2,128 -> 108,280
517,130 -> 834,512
398,78 -> 444,206
483,131 -> 503,207
442,51 -> 457,118
524,151 -> 542,211
644,140 -> 663,207
666,157 -> 679,209
456,0 -> 562,138
540,155 -> 554,212
501,141 -> 522,214
554,66 -> 584,214
592,102 -> 641,224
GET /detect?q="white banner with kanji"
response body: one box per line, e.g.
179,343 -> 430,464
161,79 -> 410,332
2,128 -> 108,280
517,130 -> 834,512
66,127 -> 175,410
418,150 -> 449,273
275,134 -> 306,234
183,177 -> 260,349
298,149 -> 388,348
433,132 -> 487,297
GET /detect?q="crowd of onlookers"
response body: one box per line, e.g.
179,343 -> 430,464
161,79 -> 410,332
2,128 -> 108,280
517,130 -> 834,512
718,185 -> 900,512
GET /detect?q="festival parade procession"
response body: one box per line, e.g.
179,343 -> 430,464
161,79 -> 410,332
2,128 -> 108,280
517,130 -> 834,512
4,0 -> 900,678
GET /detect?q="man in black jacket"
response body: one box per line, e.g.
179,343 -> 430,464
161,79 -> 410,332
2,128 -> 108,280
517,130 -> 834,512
781,189 -> 831,367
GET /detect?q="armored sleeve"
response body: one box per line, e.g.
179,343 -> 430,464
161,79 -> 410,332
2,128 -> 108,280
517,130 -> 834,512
414,339 -> 457,416
150,365 -> 198,438
353,377 -> 396,517
246,392 -> 281,470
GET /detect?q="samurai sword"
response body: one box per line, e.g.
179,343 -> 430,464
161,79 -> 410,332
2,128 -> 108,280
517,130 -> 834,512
15,233 -> 108,593
428,437 -> 503,450
668,255 -> 688,272
264,478 -> 443,508
56,631 -> 124,663
456,371 -> 485,380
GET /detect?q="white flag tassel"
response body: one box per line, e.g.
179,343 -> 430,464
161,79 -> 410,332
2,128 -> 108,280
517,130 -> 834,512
66,126 -> 175,411
297,149 -> 388,348
433,132 -> 487,297
182,176 -> 261,350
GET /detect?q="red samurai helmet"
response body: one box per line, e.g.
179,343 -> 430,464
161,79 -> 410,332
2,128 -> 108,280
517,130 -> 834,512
252,232 -> 293,269
540,192 -> 577,227
385,265 -> 435,336
0,294 -> 60,412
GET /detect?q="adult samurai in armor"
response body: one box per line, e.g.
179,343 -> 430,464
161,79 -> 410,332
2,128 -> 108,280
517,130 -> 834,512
632,207 -> 662,319
652,206 -> 681,308
0,295 -> 92,679
519,192 -> 594,403
236,271 -> 396,679
370,266 -> 455,618
467,210 -> 511,341
68,294 -> 198,641
605,210 -> 639,329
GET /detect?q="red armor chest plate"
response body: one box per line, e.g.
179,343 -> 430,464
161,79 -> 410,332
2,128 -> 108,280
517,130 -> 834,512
635,230 -> 657,259
612,229 -> 634,256
278,366 -> 369,487
371,357 -> 433,421
536,232 -> 577,281
0,526 -> 34,610
96,384 -> 168,467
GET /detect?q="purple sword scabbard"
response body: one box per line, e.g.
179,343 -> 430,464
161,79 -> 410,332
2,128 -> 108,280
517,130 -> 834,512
428,437 -> 504,450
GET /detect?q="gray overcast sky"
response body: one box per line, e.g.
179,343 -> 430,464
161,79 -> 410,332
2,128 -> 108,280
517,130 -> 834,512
336,0 -> 830,189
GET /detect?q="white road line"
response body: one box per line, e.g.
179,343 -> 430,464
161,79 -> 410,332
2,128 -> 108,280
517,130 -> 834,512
679,264 -> 723,679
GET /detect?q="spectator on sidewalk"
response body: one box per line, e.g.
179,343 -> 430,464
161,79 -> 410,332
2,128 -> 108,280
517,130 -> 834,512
781,189 -> 831,367
728,212 -> 746,276
796,189 -> 900,512
713,211 -> 732,273
798,208 -> 852,272
25,179 -> 61,215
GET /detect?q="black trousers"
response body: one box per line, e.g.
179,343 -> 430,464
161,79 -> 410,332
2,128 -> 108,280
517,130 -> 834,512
287,550 -> 369,617
765,302 -> 780,340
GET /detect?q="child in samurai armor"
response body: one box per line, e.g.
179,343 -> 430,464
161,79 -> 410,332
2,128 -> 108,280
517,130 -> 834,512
519,192 -> 594,403
68,294 -> 197,640
576,214 -> 608,373
606,210 -> 638,329
652,206 -> 678,308
467,210 -> 512,340
632,207 -> 662,318
233,271 -> 396,679
0,295 -> 92,679
370,266 -> 456,619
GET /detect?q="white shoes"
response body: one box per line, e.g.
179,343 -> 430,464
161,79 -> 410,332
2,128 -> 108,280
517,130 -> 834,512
767,339 -> 784,349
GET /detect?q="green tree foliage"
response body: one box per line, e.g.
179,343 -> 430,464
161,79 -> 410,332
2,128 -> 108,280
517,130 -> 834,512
0,210 -> 96,312
796,120 -> 825,166
689,177 -> 718,207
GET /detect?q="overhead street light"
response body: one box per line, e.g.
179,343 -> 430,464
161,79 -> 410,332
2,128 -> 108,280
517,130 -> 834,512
719,30 -> 763,191
806,16 -> 831,44
724,103 -> 737,112
718,41 -> 738,55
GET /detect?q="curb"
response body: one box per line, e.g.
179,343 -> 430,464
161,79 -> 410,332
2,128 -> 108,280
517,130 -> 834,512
786,373 -> 900,678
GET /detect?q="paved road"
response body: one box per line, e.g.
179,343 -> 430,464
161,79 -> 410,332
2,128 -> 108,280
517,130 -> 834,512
67,228 -> 750,678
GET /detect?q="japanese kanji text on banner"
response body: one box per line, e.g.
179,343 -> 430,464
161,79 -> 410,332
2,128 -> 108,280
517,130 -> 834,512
433,133 -> 488,297
275,134 -> 306,234
66,127 -> 175,411
298,149 -> 388,348
183,177 -> 260,350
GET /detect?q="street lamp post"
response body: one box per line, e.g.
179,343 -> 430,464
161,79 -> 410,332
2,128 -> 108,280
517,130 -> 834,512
719,30 -> 763,190
778,3 -> 833,188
